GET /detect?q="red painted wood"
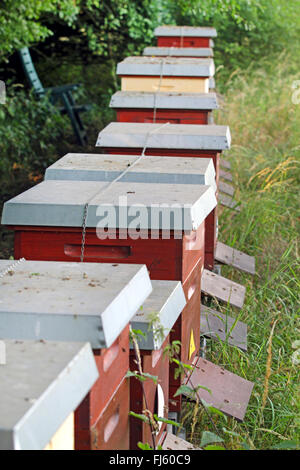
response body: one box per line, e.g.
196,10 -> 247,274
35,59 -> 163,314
74,325 -> 129,449
129,337 -> 170,450
205,192 -> 218,270
101,148 -> 220,270
157,37 -> 211,48
11,226 -> 204,283
116,109 -> 209,125
169,259 -> 202,412
89,377 -> 130,450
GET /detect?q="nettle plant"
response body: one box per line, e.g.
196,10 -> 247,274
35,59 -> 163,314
127,313 -> 231,451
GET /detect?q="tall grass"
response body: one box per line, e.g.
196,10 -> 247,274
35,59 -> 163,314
183,50 -> 300,450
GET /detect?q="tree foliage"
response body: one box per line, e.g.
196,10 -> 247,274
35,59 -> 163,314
164,0 -> 300,78
0,0 -> 78,61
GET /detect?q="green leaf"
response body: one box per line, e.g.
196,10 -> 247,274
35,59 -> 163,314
129,411 -> 149,424
203,445 -> 226,450
173,384 -> 195,398
222,428 -> 240,438
137,442 -> 153,450
132,328 -> 146,339
153,414 -> 181,427
141,372 -> 158,384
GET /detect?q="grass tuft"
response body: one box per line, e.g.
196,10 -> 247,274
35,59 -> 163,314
184,48 -> 300,450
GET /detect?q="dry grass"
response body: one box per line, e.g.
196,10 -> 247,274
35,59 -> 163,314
183,50 -> 300,450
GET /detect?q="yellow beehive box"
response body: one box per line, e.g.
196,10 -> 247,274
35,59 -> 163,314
117,57 -> 214,94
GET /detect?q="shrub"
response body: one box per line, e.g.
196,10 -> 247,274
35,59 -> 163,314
0,85 -> 70,200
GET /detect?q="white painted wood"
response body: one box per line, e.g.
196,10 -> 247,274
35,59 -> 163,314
154,26 -> 217,38
0,340 -> 98,450
117,56 -> 215,78
0,260 -> 152,348
96,122 -> 231,151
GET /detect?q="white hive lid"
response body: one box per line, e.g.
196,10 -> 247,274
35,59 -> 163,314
0,260 -> 152,349
2,180 -> 217,231
45,153 -> 217,191
143,47 -> 213,57
0,340 -> 99,450
116,56 -> 215,78
96,122 -> 231,151
131,280 -> 186,351
154,26 -> 217,38
110,91 -> 218,110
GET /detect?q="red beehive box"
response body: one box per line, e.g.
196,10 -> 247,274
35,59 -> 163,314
96,122 -> 231,269
155,25 -> 217,48
44,152 -> 216,270
0,259 -> 152,450
2,179 -> 216,281
129,279 -> 186,449
110,91 -> 219,125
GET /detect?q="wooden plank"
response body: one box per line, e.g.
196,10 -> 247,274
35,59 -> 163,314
162,432 -> 201,450
219,193 -> 241,212
220,169 -> 233,182
220,158 -> 231,170
219,181 -> 235,196
201,269 -> 246,309
184,357 -> 254,421
200,305 -> 248,351
215,242 -> 256,275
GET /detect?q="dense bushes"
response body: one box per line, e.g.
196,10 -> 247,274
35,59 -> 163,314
165,0 -> 300,83
1,0 -> 299,196
0,0 -> 78,61
0,87 -> 70,200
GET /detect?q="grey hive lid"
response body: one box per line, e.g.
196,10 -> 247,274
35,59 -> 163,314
154,26 -> 217,38
0,260 -> 152,349
143,47 -> 213,57
0,340 -> 98,450
1,180 -> 217,232
116,57 -> 215,78
131,280 -> 186,351
209,77 -> 216,89
45,153 -> 217,191
110,91 -> 218,110
96,122 -> 231,151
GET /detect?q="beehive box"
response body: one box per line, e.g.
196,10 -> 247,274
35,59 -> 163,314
110,91 -> 219,125
44,153 -> 217,272
96,122 -> 231,269
96,122 -> 230,184
155,26 -> 217,48
117,57 -> 215,94
1,180 -> 216,283
44,152 -> 248,299
0,259 -> 152,450
0,339 -> 98,450
129,280 -> 186,449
